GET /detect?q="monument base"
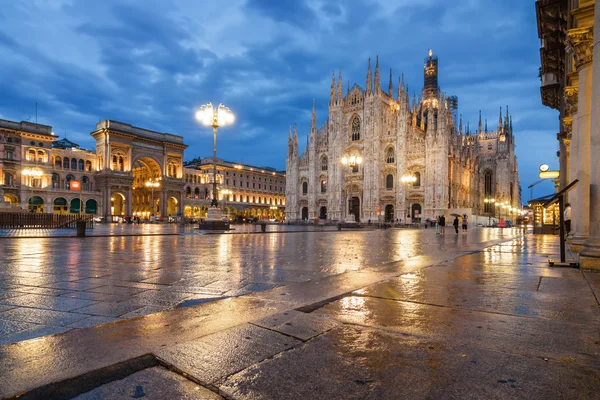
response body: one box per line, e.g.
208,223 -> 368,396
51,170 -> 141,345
198,206 -> 230,230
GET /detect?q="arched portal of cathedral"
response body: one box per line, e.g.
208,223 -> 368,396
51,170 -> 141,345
411,204 -> 422,222
319,206 -> 327,219
301,207 -> 309,220
385,205 -> 394,222
349,197 -> 360,222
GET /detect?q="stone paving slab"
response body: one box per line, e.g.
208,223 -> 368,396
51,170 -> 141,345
315,295 -> 600,370
0,306 -> 88,326
72,366 -> 223,400
251,310 -> 340,341
0,325 -> 72,346
157,324 -> 301,386
218,325 -> 600,400
0,293 -> 97,312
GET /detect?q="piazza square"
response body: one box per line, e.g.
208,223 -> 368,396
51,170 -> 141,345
0,1 -> 599,399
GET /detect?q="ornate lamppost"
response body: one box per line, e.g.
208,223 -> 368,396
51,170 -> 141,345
195,103 -> 234,230
401,174 -> 417,223
341,154 -> 363,223
145,180 -> 160,219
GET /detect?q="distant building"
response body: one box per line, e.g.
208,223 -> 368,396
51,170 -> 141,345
0,119 -> 285,221
285,51 -> 521,222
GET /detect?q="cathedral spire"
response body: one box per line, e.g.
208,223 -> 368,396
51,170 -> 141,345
337,69 -> 343,102
388,68 -> 393,97
498,106 -> 503,130
485,119 -> 488,132
311,99 -> 316,131
459,114 -> 463,135
374,55 -> 381,94
510,116 -> 513,132
478,110 -> 482,133
505,105 -> 510,127
330,70 -> 336,106
366,58 -> 372,94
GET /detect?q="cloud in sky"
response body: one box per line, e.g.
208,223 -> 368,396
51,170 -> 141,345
0,0 -> 558,200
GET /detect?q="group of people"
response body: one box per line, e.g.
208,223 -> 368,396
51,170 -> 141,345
436,214 -> 469,235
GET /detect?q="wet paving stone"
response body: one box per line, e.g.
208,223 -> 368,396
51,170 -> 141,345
157,324 -> 301,385
219,325 -> 600,400
0,318 -> 39,336
73,302 -> 146,318
72,366 -> 223,400
0,227 -> 516,346
0,307 -> 87,326
0,325 -> 72,346
66,316 -> 121,329
0,294 -> 97,312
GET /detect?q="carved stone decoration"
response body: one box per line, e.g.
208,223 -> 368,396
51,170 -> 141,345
564,86 -> 579,115
566,27 -> 594,71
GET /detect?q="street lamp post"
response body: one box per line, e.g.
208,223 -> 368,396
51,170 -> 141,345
341,154 -> 363,223
22,168 -> 43,212
483,197 -> 495,227
195,103 -> 234,208
401,174 -> 417,223
195,103 -> 234,230
145,180 -> 160,219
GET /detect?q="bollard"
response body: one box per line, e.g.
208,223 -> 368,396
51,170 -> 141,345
261,223 -> 266,232
76,220 -> 87,237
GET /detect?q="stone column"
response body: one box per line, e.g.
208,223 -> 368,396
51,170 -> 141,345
581,3 -> 600,269
568,27 -> 594,252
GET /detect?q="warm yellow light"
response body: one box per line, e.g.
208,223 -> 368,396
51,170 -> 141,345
341,156 -> 348,165
539,170 -> 560,179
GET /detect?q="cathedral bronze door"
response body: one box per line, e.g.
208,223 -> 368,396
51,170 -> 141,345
301,207 -> 309,220
385,205 -> 394,222
349,197 -> 360,222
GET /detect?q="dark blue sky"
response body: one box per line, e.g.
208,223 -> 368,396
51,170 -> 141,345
0,0 -> 558,201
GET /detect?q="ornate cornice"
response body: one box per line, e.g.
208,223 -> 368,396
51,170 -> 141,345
564,85 -> 579,115
566,26 -> 594,71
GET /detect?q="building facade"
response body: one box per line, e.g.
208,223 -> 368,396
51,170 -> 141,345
536,0 -> 600,269
182,158 -> 285,221
285,52 -> 521,223
0,119 -> 285,221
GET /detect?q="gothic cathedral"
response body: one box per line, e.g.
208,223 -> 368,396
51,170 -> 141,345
285,51 -> 520,223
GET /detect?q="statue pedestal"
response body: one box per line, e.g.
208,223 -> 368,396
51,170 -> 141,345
344,214 -> 358,224
198,206 -> 230,231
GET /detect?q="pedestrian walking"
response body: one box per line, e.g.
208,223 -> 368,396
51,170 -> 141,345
462,214 -> 468,234
439,215 -> 446,234
435,215 -> 440,234
564,203 -> 572,237
453,216 -> 459,234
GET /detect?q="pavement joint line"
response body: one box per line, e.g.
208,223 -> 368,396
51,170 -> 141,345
351,292 -> 598,324
155,354 -> 233,400
3,354 -> 159,400
582,271 -> 600,307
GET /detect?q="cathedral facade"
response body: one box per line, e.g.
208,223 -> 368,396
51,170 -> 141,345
285,51 -> 521,223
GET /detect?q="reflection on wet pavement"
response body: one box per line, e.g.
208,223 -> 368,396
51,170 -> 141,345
0,226 -> 512,345
1,231 -> 599,399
